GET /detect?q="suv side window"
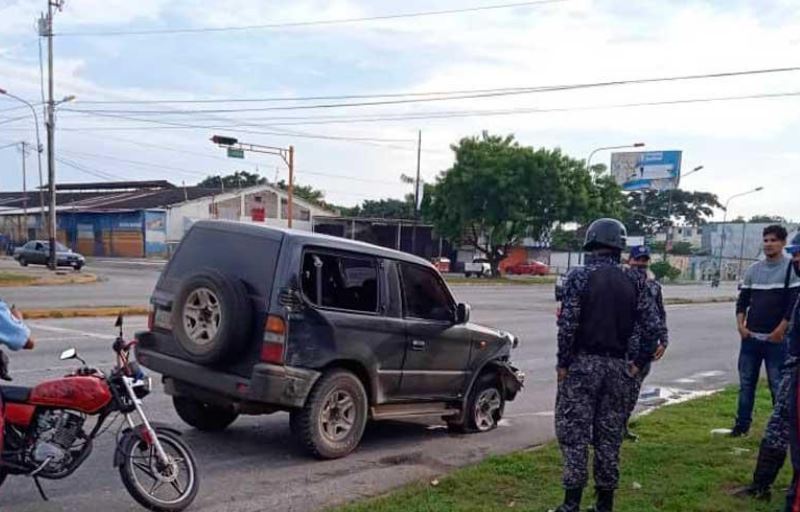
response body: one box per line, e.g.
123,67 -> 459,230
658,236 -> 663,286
302,251 -> 379,313
399,263 -> 454,322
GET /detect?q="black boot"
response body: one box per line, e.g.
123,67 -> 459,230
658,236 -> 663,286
732,444 -> 786,500
587,488 -> 614,512
548,487 -> 583,512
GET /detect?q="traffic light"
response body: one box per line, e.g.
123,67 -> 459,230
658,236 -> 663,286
211,135 -> 238,146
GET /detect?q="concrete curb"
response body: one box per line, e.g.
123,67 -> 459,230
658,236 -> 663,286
664,296 -> 737,305
0,272 -> 99,288
24,306 -> 148,320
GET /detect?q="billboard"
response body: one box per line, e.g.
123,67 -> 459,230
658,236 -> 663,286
610,150 -> 682,191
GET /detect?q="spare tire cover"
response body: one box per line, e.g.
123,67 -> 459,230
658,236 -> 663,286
172,268 -> 253,365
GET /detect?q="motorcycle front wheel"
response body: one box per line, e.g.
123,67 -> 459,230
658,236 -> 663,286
118,430 -> 199,512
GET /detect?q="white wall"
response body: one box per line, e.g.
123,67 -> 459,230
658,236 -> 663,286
549,251 -> 586,274
166,190 -> 326,243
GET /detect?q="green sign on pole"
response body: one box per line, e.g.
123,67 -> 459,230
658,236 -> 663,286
227,148 -> 245,159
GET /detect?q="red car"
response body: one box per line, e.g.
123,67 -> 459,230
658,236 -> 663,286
505,260 -> 549,276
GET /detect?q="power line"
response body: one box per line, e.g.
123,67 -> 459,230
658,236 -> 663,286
56,0 -> 565,37
60,109 -> 413,143
74,66 -> 800,107
51,90 -> 800,130
55,156 -> 122,181
59,148 -> 207,177
0,114 -> 32,126
57,132 -> 406,187
61,66 -> 800,113
58,109 -> 419,150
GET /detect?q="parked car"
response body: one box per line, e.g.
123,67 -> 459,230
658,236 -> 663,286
432,257 -> 451,273
135,221 -> 524,460
505,260 -> 549,276
13,240 -> 85,270
464,258 -> 491,278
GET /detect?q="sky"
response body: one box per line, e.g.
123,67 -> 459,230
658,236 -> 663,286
0,0 -> 798,221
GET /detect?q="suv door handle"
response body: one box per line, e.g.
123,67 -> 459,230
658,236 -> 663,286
411,339 -> 427,351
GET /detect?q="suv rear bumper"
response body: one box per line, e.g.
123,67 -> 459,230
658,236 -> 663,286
136,346 -> 321,409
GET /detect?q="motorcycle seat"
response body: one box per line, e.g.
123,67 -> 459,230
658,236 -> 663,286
0,385 -> 32,403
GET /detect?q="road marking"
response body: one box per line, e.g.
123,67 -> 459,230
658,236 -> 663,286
506,411 -> 554,418
674,378 -> 696,384
30,324 -> 113,340
695,370 -> 725,378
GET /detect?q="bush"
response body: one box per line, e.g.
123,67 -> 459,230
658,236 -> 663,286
651,260 -> 682,282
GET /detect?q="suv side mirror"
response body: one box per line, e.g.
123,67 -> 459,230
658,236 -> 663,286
456,303 -> 471,324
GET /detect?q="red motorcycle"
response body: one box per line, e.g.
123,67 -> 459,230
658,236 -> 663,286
0,317 -> 199,511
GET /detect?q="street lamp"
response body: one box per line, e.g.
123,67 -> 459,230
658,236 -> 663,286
586,142 -> 645,175
0,87 -> 46,236
716,186 -> 764,283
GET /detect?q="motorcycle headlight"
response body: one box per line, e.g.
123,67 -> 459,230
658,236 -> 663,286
132,376 -> 152,398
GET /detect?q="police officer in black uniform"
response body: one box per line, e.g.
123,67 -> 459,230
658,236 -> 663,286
551,218 -> 659,512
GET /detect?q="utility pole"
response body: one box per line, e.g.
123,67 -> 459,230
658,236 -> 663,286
412,130 -> 421,256
41,0 -> 62,270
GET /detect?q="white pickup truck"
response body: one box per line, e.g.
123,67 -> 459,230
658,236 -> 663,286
463,258 -> 491,278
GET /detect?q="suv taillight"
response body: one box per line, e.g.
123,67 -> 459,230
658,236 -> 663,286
147,306 -> 155,331
260,315 -> 286,364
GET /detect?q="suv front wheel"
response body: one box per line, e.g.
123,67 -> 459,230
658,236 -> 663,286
448,372 -> 505,433
290,369 -> 368,459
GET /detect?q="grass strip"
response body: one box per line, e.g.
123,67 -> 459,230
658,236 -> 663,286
334,385 -> 787,512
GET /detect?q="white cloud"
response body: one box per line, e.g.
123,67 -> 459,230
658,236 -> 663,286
2,0 -> 800,220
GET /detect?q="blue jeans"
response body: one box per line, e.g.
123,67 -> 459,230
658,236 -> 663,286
735,337 -> 787,431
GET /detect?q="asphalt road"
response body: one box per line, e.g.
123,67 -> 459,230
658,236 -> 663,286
0,257 -> 739,309
0,258 -> 163,309
0,286 -> 742,512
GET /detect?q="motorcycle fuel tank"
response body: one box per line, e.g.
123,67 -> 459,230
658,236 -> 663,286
29,376 -> 112,414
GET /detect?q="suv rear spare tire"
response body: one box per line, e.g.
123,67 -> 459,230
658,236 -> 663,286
172,269 -> 253,365
290,369 -> 368,459
173,396 -> 239,431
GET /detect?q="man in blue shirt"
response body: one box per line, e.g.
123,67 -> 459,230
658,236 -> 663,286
0,300 -> 35,380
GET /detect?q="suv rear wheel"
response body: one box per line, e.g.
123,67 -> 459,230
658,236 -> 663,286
448,372 -> 505,433
173,396 -> 239,432
290,369 -> 368,459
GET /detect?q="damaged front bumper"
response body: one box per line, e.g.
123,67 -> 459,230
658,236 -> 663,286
497,361 -> 525,400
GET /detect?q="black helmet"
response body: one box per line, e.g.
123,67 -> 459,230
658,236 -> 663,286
583,218 -> 628,251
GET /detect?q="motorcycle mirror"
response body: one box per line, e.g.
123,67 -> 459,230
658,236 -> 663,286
60,348 -> 77,360
115,313 -> 124,337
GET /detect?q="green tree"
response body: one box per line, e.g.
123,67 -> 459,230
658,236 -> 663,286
624,190 -> 722,236
651,260 -> 682,282
274,179 -> 331,209
550,227 -> 583,252
343,199 -> 414,219
427,132 -> 624,274
198,171 -> 266,189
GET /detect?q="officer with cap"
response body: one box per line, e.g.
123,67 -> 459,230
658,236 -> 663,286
551,219 -> 659,512
781,233 -> 800,511
623,245 -> 669,441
